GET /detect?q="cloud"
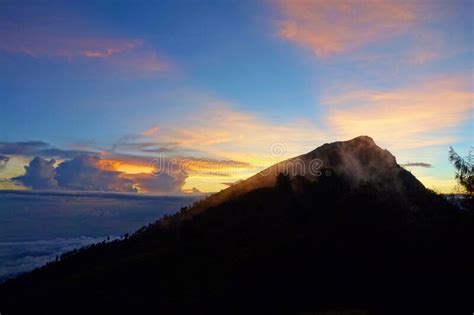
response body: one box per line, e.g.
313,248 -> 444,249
273,0 -> 471,76
8,154 -> 194,194
168,157 -> 251,176
55,156 -> 136,192
275,0 -> 422,57
128,172 -> 187,194
97,150 -> 251,177
0,155 -> 9,170
11,156 -> 136,192
110,136 -> 182,154
141,126 -> 160,137
324,77 -> 473,149
401,162 -> 433,168
0,26 -> 141,59
141,104 -> 328,160
0,140 -> 97,159
12,157 -> 58,189
0,141 -> 49,155
0,236 -> 114,281
0,26 -> 169,76
136,103 -> 331,192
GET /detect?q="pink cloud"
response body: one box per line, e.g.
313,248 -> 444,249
275,0 -> 423,57
0,27 -> 169,75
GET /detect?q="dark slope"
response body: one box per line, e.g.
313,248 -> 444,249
1,137 -> 473,315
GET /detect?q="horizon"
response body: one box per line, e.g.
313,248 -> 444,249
1,0 -> 473,194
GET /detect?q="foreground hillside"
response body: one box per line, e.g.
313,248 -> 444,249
1,137 -> 473,315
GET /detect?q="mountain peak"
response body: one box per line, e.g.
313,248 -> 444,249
311,135 -> 394,162
313,135 -> 380,154
293,136 -> 398,186
343,135 -> 375,144
185,136 -> 417,217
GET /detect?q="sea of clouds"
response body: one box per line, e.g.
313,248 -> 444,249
0,190 -> 199,281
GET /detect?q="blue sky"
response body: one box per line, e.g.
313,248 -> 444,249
0,0 -> 472,193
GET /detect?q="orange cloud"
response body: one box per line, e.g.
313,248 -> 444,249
324,76 -> 473,149
142,104 -> 327,159
97,159 -> 153,175
97,153 -> 252,179
275,0 -> 422,57
93,153 -> 254,193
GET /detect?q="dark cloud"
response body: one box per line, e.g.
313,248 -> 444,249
39,148 -> 96,159
0,141 -> 49,155
141,147 -> 179,153
9,155 -> 189,194
111,135 -> 182,154
12,157 -> 58,189
401,162 -> 433,168
55,156 -> 136,192
0,155 -> 9,170
128,172 -> 187,194
11,156 -> 136,192
0,141 -> 96,159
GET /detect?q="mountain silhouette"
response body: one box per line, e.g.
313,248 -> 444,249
1,136 -> 472,315
183,136 -> 425,219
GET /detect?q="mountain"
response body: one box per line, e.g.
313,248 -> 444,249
183,136 -> 423,218
1,136 -> 472,315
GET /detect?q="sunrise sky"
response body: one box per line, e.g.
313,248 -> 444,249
0,0 -> 472,194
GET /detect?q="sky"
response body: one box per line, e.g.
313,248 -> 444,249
0,0 -> 472,194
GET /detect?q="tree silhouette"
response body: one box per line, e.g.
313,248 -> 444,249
275,173 -> 291,191
449,146 -> 473,195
